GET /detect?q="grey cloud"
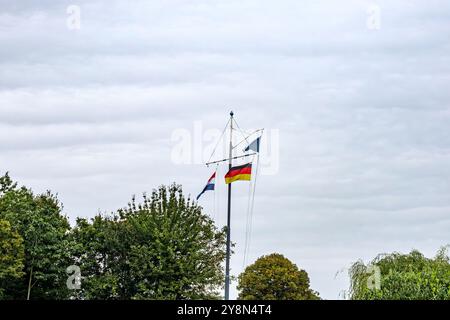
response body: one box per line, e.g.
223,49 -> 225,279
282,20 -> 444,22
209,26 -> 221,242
1,0 -> 449,299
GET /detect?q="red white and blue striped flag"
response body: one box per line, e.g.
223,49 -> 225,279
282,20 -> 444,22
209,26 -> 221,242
196,172 -> 216,200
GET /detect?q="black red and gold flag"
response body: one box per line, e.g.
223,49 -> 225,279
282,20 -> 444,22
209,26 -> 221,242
224,163 -> 252,184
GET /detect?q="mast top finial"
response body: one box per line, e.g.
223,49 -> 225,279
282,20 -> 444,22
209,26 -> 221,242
230,111 -> 234,117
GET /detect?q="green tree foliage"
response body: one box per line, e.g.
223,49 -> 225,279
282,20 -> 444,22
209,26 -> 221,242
0,219 -> 25,298
71,184 -> 227,299
0,173 -> 72,299
348,247 -> 450,300
237,253 -> 319,300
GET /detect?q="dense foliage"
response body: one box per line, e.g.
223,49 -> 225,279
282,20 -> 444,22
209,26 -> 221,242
0,173 -> 226,300
348,247 -> 450,300
0,219 -> 25,298
237,253 -> 319,300
71,184 -> 227,299
0,173 -> 72,299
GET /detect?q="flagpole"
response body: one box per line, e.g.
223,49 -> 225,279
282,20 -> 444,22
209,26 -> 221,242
225,110 -> 233,300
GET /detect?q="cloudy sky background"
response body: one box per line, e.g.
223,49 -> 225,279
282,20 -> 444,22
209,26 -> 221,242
1,0 -> 450,299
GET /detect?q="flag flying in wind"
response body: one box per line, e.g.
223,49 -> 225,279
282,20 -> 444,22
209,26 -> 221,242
244,136 -> 261,153
225,163 -> 252,184
196,172 -> 216,200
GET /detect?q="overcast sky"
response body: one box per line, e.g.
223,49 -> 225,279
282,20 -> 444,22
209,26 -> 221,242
1,0 -> 449,299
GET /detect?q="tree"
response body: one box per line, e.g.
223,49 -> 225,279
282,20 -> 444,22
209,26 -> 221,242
0,219 -> 25,298
0,173 -> 72,300
237,253 -> 319,300
348,246 -> 450,300
71,183 -> 227,299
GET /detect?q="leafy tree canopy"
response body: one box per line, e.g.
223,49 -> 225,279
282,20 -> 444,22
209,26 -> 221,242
237,253 -> 319,300
0,219 -> 25,298
0,172 -> 72,299
348,246 -> 450,300
71,184 -> 227,300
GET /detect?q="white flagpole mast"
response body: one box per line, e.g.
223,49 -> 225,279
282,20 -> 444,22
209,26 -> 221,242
203,111 -> 260,300
225,110 -> 233,300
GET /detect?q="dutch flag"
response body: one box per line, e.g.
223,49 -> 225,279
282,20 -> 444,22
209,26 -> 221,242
196,172 -> 216,200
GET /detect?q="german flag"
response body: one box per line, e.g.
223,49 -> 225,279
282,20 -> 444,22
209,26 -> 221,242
225,163 -> 252,184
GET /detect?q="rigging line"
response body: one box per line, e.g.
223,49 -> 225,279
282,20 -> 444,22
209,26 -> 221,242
243,153 -> 260,268
247,153 -> 260,264
207,118 -> 231,165
243,152 -> 254,269
233,128 -> 264,151
214,164 -> 221,227
214,164 -> 219,224
232,117 -> 251,147
243,153 -> 257,268
243,164 -> 252,268
212,166 -> 217,222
